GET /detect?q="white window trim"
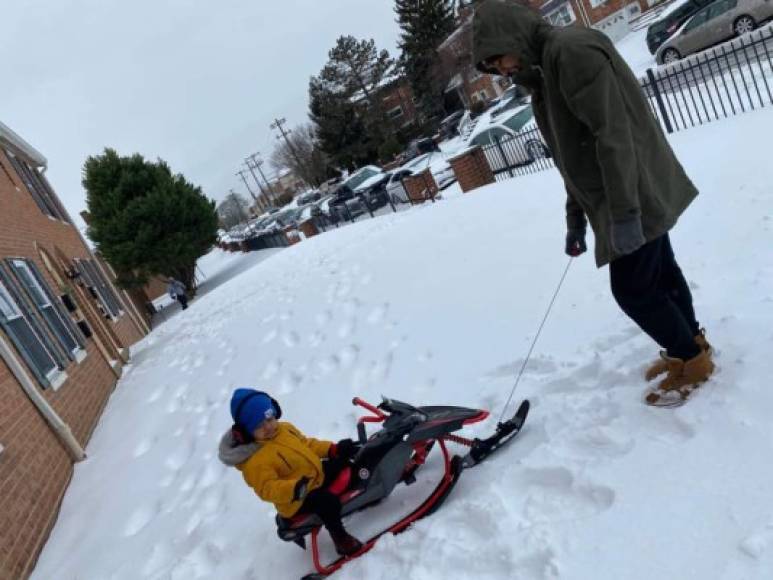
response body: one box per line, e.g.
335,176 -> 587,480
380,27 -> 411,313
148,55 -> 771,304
387,105 -> 404,120
0,278 -> 61,386
589,0 -> 606,9
547,3 -> 576,26
48,369 -> 67,391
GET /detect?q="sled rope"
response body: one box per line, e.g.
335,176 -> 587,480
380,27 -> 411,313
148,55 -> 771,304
499,257 -> 573,423
443,433 -> 474,447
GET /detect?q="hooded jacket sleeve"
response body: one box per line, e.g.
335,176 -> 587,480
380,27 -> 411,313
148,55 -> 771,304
565,184 -> 587,231
556,45 -> 640,222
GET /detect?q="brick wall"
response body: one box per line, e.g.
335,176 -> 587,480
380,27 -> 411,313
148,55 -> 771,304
381,83 -> 419,128
0,143 -> 146,579
581,0 -> 649,24
448,146 -> 496,193
402,170 -> 439,203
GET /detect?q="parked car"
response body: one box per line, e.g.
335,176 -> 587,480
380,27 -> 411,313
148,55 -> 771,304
399,138 -> 440,164
467,104 -> 551,164
646,0 -> 715,54
487,84 -> 529,117
386,152 -> 456,203
438,110 -> 465,139
360,174 -> 392,210
329,195 -> 368,221
296,190 -> 321,205
339,165 -> 383,193
656,0 -> 773,64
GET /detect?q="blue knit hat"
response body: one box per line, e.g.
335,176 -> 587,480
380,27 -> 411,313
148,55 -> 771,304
230,388 -> 276,434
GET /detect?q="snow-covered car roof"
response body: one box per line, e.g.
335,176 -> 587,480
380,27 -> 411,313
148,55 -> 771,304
467,103 -> 534,145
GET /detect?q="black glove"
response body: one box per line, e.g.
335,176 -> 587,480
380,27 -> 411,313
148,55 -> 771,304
610,217 -> 645,256
330,438 -> 360,461
565,229 -> 587,257
293,476 -> 310,502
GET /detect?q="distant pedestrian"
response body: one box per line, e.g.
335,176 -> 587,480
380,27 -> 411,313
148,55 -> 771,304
167,277 -> 189,310
472,1 -> 714,406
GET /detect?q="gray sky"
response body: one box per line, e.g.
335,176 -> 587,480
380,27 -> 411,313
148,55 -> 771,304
1,0 -> 401,229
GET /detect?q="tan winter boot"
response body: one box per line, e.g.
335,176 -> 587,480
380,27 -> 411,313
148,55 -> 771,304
644,328 -> 713,381
645,349 -> 715,405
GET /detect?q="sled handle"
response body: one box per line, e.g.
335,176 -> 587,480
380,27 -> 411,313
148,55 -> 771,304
352,397 -> 386,421
357,422 -> 367,445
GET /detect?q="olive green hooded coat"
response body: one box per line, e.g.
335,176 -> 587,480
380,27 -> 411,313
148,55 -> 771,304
472,0 -> 698,267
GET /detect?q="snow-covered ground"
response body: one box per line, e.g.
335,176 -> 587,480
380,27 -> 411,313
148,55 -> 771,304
614,26 -> 657,78
31,105 -> 773,579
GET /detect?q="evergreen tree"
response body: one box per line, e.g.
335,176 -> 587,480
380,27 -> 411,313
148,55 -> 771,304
395,0 -> 457,125
83,148 -> 218,290
309,36 -> 397,168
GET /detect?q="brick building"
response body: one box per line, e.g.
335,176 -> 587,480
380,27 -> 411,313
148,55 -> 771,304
438,5 -> 512,110
440,0 -> 656,106
540,0 -> 653,41
0,120 -> 148,579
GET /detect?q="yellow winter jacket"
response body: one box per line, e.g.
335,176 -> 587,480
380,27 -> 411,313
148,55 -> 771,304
237,422 -> 333,517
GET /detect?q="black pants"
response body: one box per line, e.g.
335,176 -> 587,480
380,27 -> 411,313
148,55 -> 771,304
609,233 -> 700,360
298,459 -> 349,537
177,294 -> 188,310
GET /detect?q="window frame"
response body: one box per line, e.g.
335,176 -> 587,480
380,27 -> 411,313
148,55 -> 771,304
75,259 -> 124,320
3,149 -> 69,222
7,259 -> 86,360
0,273 -> 65,388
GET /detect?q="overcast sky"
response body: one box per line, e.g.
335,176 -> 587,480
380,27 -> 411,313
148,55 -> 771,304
1,0 -> 401,228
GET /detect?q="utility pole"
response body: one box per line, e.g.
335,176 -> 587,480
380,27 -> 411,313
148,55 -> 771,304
246,153 -> 277,205
236,169 -> 259,202
269,118 -> 306,180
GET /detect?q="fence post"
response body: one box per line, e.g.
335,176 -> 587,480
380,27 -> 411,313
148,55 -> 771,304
494,136 -> 515,178
646,68 -> 674,134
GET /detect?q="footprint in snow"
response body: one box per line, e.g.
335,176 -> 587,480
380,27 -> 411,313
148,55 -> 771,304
282,331 -> 300,347
739,523 -> 773,559
517,466 -> 615,524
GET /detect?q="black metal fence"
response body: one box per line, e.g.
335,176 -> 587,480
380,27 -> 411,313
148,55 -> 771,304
642,24 -> 773,133
481,126 -> 555,181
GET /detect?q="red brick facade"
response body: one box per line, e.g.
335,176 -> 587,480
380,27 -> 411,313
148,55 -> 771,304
403,170 -> 439,202
0,127 -> 147,580
448,146 -> 496,193
381,82 -> 419,128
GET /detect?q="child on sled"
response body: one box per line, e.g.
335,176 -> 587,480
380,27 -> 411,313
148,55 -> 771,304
218,388 -> 362,556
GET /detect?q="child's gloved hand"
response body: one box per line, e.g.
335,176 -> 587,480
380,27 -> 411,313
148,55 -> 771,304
330,438 -> 360,461
293,476 -> 310,501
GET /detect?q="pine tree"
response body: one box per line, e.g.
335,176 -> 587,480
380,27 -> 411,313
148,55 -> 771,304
309,36 -> 397,168
395,0 -> 457,125
83,149 -> 218,290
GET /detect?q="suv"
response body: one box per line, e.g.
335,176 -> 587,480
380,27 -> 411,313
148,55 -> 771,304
646,0 -> 714,54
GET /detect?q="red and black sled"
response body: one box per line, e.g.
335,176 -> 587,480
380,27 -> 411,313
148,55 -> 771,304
274,396 -> 530,579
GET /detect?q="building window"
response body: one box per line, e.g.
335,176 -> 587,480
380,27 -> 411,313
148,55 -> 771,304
387,106 -> 404,120
3,149 -> 69,222
0,275 -> 63,388
589,0 -> 606,8
7,259 -> 85,361
75,259 -> 123,319
546,3 -> 576,26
